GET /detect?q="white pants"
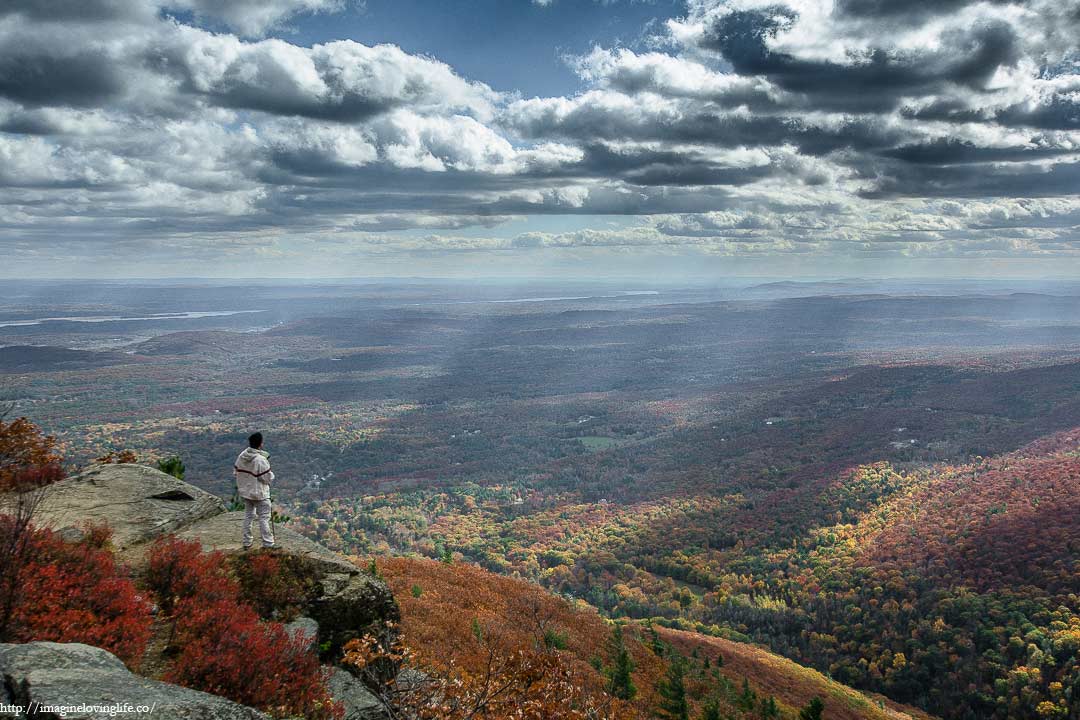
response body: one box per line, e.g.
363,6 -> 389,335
242,497 -> 275,548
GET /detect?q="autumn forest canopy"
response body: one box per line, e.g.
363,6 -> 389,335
1,278 -> 1079,719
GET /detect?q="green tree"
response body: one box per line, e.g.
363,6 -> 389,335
647,622 -> 666,656
543,627 -> 568,650
656,658 -> 690,720
739,677 -> 757,711
156,455 -> 185,480
799,697 -> 824,720
605,623 -> 637,700
700,697 -> 723,720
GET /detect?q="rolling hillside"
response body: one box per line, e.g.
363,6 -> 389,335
375,555 -> 937,720
654,627 -> 936,720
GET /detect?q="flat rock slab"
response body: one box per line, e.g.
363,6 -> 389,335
31,464 -> 226,550
174,512 -> 359,575
0,642 -> 267,719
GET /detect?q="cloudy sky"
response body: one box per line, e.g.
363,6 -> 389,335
1,0 -> 1079,278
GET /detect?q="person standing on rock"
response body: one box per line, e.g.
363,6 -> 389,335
234,432 -> 275,549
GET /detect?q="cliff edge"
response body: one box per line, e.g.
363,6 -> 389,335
3,463 -> 399,720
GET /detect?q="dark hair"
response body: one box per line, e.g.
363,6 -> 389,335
248,432 -> 263,449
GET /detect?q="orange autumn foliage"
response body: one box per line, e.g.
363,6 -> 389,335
362,556 -> 933,720
371,556 -> 665,719
0,417 -> 64,492
94,449 -> 139,465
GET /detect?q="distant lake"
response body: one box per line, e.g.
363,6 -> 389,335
415,290 -> 661,306
0,310 -> 265,328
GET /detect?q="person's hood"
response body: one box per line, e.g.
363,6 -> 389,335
238,447 -> 269,463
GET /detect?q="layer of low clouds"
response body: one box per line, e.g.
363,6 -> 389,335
0,0 -> 1078,275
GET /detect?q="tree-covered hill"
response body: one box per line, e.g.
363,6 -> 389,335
374,555 -> 935,720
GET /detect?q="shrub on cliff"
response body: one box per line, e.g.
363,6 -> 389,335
148,536 -> 340,719
146,535 -> 236,613
5,521 -> 152,666
167,596 -> 338,719
230,551 -> 315,622
0,417 -> 64,493
1,416 -> 68,643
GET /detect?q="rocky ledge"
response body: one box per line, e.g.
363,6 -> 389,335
31,463 -> 226,550
0,643 -> 268,720
5,464 -> 400,720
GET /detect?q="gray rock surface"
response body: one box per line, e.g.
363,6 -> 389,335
310,573 -> 401,660
326,667 -> 386,720
174,512 -> 359,575
285,616 -> 320,654
0,642 -> 267,719
31,464 -> 226,550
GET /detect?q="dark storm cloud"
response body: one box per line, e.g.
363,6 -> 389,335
995,96 -> 1080,130
861,158 -> 1080,199
204,82 -> 392,122
0,110 -> 62,135
832,0 -> 1080,36
834,0 -> 1007,21
504,94 -> 908,157
901,93 -> 1080,131
0,50 -> 127,108
699,9 -> 1021,112
593,158 -> 773,187
881,138 -> 1077,165
565,143 -> 774,186
0,0 -> 150,22
0,0 -> 346,36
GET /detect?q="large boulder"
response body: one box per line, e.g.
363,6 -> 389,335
174,511 -> 358,575
31,464 -> 226,550
0,642 -> 267,719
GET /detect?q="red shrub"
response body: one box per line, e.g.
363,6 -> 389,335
149,536 -> 340,719
167,597 -> 339,719
231,552 -> 313,620
7,521 -> 152,666
146,536 -> 237,613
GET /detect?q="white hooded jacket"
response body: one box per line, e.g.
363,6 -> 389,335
234,447 -> 274,501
